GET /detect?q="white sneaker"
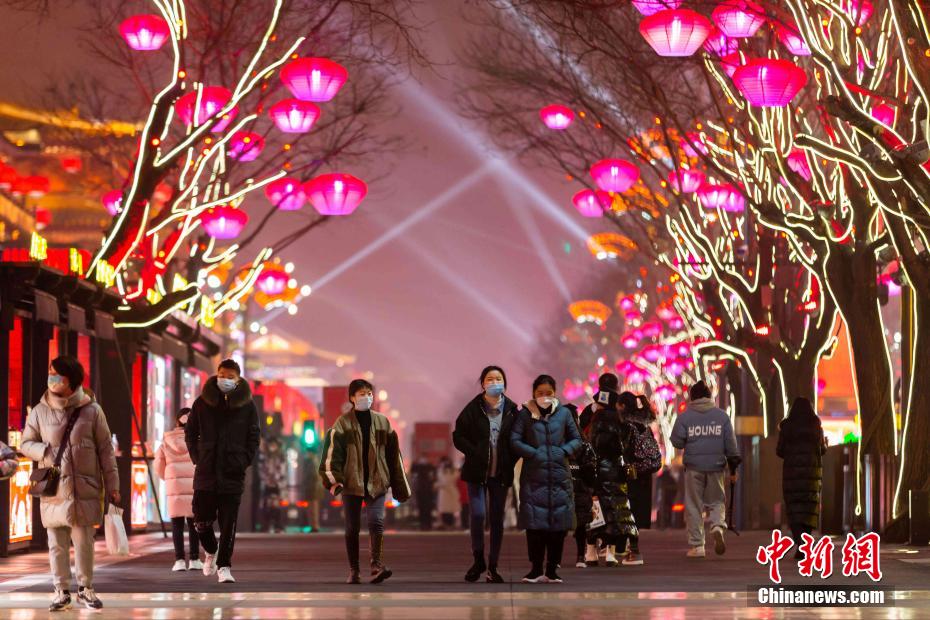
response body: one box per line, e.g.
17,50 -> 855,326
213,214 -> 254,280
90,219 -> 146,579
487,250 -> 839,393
188,559 -> 203,571
712,526 -> 727,555
584,543 -> 599,567
605,545 -> 619,567
217,567 -> 236,583
687,546 -> 706,558
202,553 -> 217,576
172,559 -> 188,572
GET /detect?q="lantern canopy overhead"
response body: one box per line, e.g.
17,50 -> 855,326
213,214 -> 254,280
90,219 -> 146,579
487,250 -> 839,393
698,182 -> 744,212
733,58 -> 807,107
639,9 -> 714,57
228,131 -> 265,162
264,177 -> 307,211
711,0 -> 766,39
200,206 -> 248,240
703,27 -> 739,56
174,87 -> 237,132
256,263 -> 290,296
119,14 -> 171,51
777,24 -> 812,56
280,57 -> 349,102
539,104 -> 574,130
568,300 -> 612,326
304,173 -> 368,216
631,0 -> 682,16
590,158 -> 639,193
268,99 -> 321,133
572,189 -> 612,218
668,168 -> 705,193
586,232 -> 638,260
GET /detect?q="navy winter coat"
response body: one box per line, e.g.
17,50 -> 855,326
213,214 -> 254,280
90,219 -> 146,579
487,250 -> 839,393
510,400 -> 583,531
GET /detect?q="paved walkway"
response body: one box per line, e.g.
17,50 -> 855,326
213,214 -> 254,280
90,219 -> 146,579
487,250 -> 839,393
0,529 -> 925,618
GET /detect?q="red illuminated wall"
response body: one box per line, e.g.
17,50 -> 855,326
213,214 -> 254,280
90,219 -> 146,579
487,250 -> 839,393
413,422 -> 452,464
132,353 -> 143,445
7,318 -> 23,430
77,334 -> 91,391
322,386 -> 349,432
253,381 -> 320,436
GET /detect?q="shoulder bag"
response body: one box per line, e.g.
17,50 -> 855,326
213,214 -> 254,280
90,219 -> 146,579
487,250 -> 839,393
29,406 -> 82,498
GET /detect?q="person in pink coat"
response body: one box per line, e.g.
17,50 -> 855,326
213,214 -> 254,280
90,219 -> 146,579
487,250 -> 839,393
154,408 -> 201,572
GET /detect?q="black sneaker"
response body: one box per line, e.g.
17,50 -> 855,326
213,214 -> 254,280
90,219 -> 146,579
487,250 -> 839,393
370,565 -> 393,584
545,568 -> 563,583
77,586 -> 103,610
49,589 -> 71,612
464,553 -> 487,582
486,567 -> 504,583
521,568 -> 548,583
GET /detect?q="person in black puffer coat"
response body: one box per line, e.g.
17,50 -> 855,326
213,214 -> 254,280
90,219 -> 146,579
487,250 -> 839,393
587,393 -> 639,565
776,397 -> 827,559
186,359 -> 260,582
569,406 -> 597,568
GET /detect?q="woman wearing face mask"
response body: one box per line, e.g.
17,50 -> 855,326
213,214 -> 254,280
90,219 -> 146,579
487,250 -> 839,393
320,379 -> 411,585
510,374 -> 583,584
452,366 -> 519,583
154,408 -> 201,572
21,356 -> 119,612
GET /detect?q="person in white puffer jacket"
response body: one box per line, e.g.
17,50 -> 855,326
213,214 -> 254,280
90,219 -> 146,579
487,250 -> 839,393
154,408 -> 201,572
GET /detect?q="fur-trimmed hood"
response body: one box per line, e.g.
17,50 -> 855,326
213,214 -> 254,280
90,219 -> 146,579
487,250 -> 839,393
523,398 -> 562,420
200,376 -> 253,409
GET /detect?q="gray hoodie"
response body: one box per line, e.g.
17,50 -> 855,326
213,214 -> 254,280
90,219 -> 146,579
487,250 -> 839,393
670,397 -> 739,472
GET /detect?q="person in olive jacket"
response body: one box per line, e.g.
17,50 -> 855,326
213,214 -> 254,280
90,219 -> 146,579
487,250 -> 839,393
452,365 -> 519,584
510,374 -> 583,584
319,379 -> 411,585
185,359 -> 260,584
776,397 -> 827,559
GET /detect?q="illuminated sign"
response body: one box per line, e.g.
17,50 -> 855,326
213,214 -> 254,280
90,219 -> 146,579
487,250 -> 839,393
9,458 -> 33,544
130,461 -> 148,529
69,248 -> 84,276
200,296 -> 215,328
95,261 -> 116,288
29,233 -> 47,261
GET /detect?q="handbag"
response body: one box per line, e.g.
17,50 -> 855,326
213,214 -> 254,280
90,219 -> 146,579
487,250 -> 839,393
587,497 -> 606,531
29,406 -> 81,498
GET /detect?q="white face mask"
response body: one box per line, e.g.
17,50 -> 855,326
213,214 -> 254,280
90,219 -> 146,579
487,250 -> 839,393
354,395 -> 373,411
536,396 -> 554,409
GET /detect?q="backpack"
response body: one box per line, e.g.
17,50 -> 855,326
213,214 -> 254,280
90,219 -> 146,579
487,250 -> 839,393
629,422 -> 662,475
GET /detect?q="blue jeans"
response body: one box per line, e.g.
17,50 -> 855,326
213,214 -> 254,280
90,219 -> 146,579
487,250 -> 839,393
343,494 -> 386,571
468,479 -> 508,566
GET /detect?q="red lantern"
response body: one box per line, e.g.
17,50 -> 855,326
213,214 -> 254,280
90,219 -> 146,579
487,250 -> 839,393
776,24 -> 811,56
175,87 -> 236,132
268,99 -> 321,133
227,132 -> 264,162
200,206 -> 248,240
720,52 -> 745,77
35,208 -> 51,231
639,9 -> 713,57
102,190 -> 123,216
304,173 -> 368,216
280,57 -> 348,102
787,149 -> 812,181
60,156 -> 82,174
256,263 -> 289,296
590,159 -> 639,193
0,165 -> 17,190
264,177 -> 306,211
631,0 -> 682,16
703,27 -> 738,56
668,168 -> 705,193
12,175 -> 49,198
572,189 -> 612,218
119,14 -> 170,51
641,321 -> 663,339
539,104 -> 574,130
733,58 -> 807,107
711,0 -> 765,38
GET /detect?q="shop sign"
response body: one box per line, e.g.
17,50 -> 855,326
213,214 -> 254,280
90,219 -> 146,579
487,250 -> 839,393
9,458 -> 32,544
130,461 -> 148,529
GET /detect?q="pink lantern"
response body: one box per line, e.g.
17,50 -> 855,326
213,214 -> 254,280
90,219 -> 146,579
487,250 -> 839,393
668,316 -> 685,330
776,24 -> 811,56
119,14 -> 170,51
711,0 -> 766,39
256,264 -> 289,296
697,182 -> 744,212
227,132 -> 265,162
843,0 -> 873,25
639,9 -> 713,57
268,99 -> 321,133
540,105 -> 574,130
264,177 -> 306,211
174,87 -> 237,132
619,295 -> 637,311
703,27 -> 739,56
656,384 -> 677,400
787,149 -> 812,181
632,0 -> 682,16
733,58 -> 807,107
280,57 -> 348,102
200,206 -> 248,240
304,173 -> 368,216
572,189 -> 612,218
720,52 -> 745,78
674,341 -> 691,357
590,158 -> 639,193
102,190 -> 123,216
641,344 -> 665,363
622,332 -> 641,349
668,168 -> 705,193
871,104 -> 896,127
641,321 -> 663,339
680,132 -> 709,157
666,359 -> 686,377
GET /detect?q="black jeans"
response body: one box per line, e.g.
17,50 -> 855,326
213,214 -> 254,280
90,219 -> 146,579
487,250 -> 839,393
171,517 -> 199,561
573,524 -> 587,557
526,529 -> 566,572
193,491 -> 241,568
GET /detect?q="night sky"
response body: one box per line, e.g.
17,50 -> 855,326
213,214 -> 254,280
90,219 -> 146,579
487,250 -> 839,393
0,3 -> 611,425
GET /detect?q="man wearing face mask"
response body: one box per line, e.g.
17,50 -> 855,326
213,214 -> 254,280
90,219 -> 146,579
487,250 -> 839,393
185,359 -> 260,584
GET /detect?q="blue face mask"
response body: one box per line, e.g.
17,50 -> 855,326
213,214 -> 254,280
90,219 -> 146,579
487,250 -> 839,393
217,378 -> 238,393
354,395 -> 373,411
485,383 -> 505,397
47,375 -> 64,391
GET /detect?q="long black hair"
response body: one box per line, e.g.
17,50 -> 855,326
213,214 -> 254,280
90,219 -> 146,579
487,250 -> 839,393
618,391 -> 638,413
532,374 -> 557,393
779,397 -> 821,430
479,365 -> 507,388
